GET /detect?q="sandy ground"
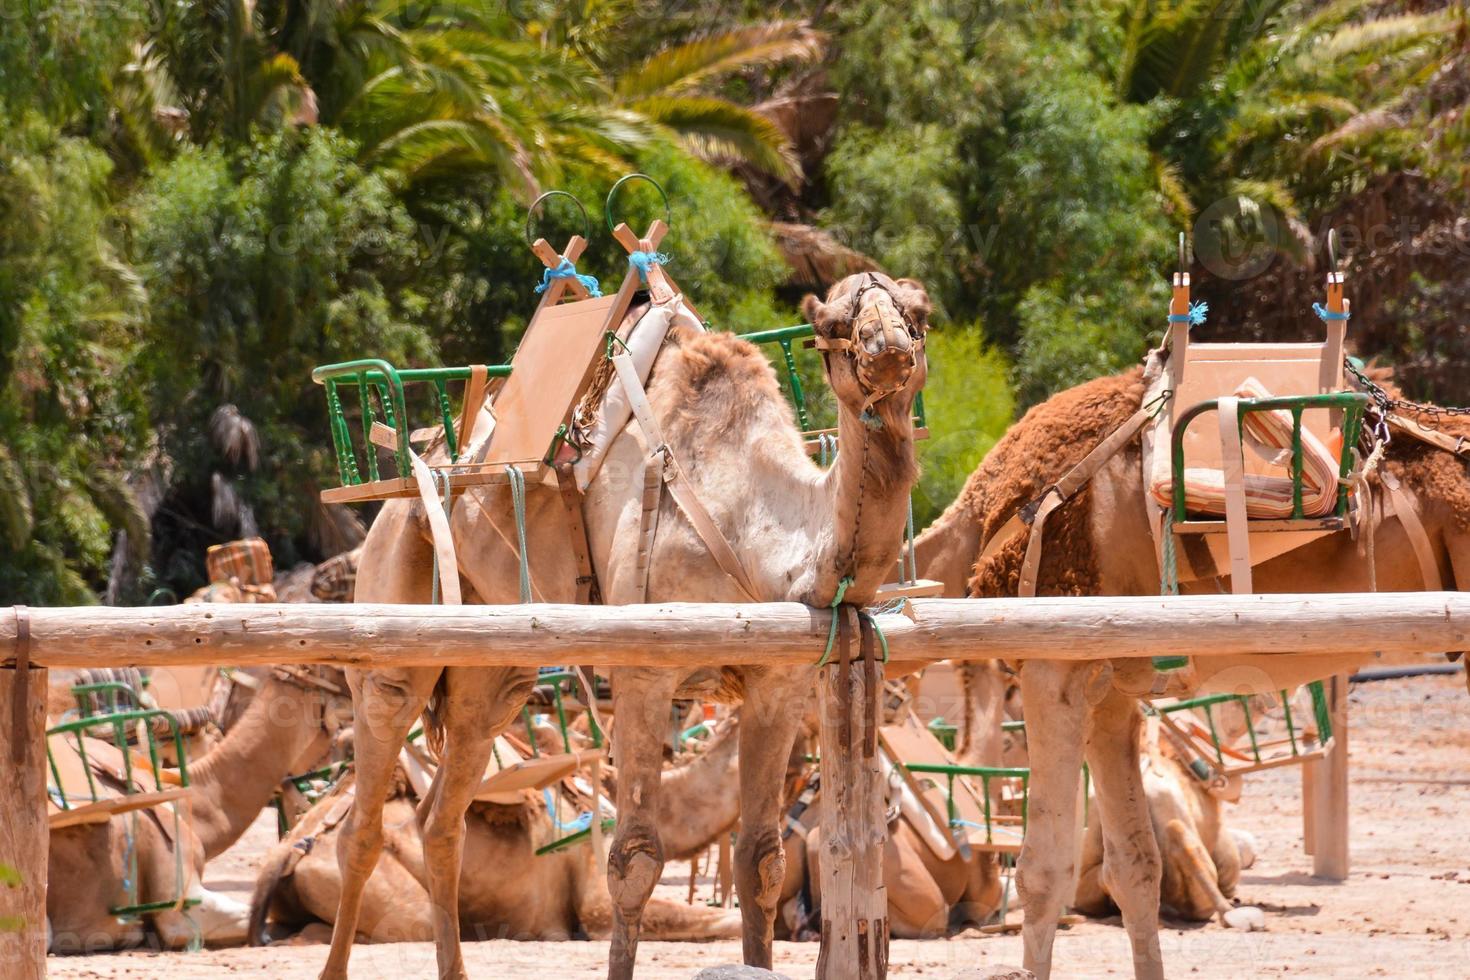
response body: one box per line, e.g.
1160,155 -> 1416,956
50,673 -> 1470,979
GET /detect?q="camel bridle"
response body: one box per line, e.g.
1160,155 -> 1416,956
813,273 -> 927,413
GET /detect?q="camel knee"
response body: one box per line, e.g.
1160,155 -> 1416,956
1016,858 -> 1073,916
1101,839 -> 1162,911
607,829 -> 663,917
734,827 -> 786,913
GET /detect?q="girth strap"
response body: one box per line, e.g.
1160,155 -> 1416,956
554,460 -> 602,605
611,351 -> 762,602
980,404 -> 1156,597
1379,471 -> 1442,591
371,423 -> 462,604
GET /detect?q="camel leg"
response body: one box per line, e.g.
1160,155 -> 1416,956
606,667 -> 678,980
734,671 -> 810,968
419,667 -> 535,979
1015,661 -> 1088,980
1084,687 -> 1164,980
321,667 -> 440,980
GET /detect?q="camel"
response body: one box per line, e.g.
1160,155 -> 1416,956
250,720 -> 748,944
777,764 -> 1007,940
1074,712 -> 1263,930
325,271 -> 929,980
46,666 -> 352,952
920,362 -> 1470,978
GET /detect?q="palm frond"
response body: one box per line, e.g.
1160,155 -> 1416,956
616,21 -> 823,99
1315,11 -> 1455,63
633,95 -> 799,182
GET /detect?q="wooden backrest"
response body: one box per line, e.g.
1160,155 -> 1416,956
481,288 -> 632,471
1174,343 -> 1344,476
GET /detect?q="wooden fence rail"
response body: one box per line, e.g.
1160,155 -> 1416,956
4,592 -> 1468,669
3,591 -> 1461,978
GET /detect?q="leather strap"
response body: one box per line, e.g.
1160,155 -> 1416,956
611,352 -> 762,602
554,460 -> 601,605
1216,397 -> 1254,594
457,364 -> 490,455
859,614 -> 878,759
11,605 -> 30,764
1380,472 -> 1441,590
836,608 -> 854,759
990,405 -> 1154,596
1387,413 -> 1470,457
634,449 -> 665,602
371,422 -> 461,604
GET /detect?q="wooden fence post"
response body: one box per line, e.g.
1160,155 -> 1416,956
1308,674 -> 1350,880
815,611 -> 887,980
0,665 -> 48,979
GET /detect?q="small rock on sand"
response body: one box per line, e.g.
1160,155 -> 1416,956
692,967 -> 795,980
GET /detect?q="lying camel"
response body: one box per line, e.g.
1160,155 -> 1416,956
249,727 -> 746,944
46,666 -> 352,952
1074,713 -> 1263,930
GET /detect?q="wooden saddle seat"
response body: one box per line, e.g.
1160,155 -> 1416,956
1145,248 -> 1364,589
1152,375 -> 1343,519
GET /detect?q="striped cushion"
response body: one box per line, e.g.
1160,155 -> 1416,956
1152,377 -> 1341,519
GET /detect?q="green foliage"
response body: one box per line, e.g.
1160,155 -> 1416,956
821,125 -> 965,314
131,130 -> 434,587
0,116 -> 147,603
913,330 -> 1014,525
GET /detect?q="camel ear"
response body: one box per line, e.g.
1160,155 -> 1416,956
802,293 -> 843,336
893,278 -> 933,328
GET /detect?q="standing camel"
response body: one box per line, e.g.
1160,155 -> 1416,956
926,363 -> 1470,978
324,272 -> 929,980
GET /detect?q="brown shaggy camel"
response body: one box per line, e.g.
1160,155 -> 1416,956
1074,713 -> 1262,930
926,366 -> 1470,978
325,272 -> 929,980
250,723 -> 747,944
47,668 -> 352,952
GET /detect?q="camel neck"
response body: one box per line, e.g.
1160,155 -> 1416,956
188,676 -> 327,859
812,402 -> 917,606
912,482 -> 987,597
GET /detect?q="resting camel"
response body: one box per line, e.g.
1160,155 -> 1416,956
924,364 -> 1470,978
325,271 -> 929,980
778,772 -> 1006,940
47,667 -> 353,952
250,721 -> 746,944
1074,712 -> 1262,930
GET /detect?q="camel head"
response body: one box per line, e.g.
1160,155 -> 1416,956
802,272 -> 930,427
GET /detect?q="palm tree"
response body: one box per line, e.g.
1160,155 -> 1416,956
1112,0 -> 1464,238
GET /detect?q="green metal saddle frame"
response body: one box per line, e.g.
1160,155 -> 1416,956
47,680 -> 201,922
1170,390 -> 1369,526
312,324 -> 927,495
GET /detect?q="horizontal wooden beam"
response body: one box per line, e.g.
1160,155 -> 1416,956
3,593 -> 1468,669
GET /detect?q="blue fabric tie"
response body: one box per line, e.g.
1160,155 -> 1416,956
628,250 -> 670,283
1168,300 -> 1209,325
1313,302 -> 1350,321
535,257 -> 602,297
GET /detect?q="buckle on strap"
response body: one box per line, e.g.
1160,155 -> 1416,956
1019,486 -> 1060,525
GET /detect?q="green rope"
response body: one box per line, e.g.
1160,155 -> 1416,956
859,609 -> 890,664
506,464 -> 532,603
816,576 -> 853,667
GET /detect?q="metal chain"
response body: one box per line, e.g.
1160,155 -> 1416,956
1345,357 -> 1470,433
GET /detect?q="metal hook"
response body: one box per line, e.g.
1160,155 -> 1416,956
1327,228 -> 1341,273
1178,232 -> 1188,278
605,173 -> 672,234
524,190 -> 591,248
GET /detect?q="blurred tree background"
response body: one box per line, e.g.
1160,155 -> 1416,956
1,0 -> 1465,602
